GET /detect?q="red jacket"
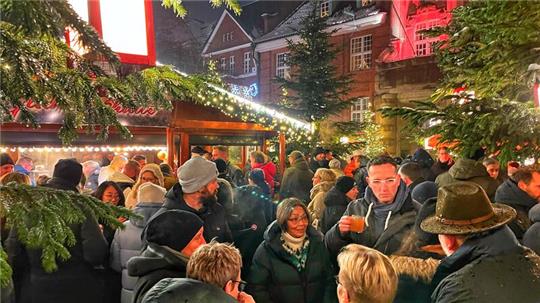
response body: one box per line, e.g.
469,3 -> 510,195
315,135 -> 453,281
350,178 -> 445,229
252,161 -> 276,193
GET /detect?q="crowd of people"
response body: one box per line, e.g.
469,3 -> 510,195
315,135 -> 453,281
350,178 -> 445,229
0,145 -> 539,303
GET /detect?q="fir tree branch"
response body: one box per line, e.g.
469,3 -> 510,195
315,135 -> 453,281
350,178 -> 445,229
0,183 -> 139,285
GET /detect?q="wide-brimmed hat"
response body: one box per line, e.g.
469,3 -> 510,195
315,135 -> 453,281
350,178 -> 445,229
421,182 -> 516,235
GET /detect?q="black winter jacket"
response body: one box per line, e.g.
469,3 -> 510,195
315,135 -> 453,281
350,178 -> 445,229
523,203 -> 540,255
128,244 -> 188,303
319,187 -> 351,234
141,278 -> 236,303
325,182 -> 416,257
494,178 -> 537,241
247,222 -> 337,303
280,159 -> 314,203
430,226 -> 540,303
230,185 -> 270,277
157,183 -> 233,243
6,180 -> 108,303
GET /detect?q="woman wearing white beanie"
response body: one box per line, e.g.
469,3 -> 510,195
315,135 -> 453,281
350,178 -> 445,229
110,182 -> 166,303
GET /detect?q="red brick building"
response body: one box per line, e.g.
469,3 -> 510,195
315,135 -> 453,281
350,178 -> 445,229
254,0 -> 463,155
201,0 -> 465,156
375,0 -> 463,155
201,2 -> 302,100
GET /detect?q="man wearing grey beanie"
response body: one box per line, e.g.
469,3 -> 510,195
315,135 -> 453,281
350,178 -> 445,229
153,157 -> 233,243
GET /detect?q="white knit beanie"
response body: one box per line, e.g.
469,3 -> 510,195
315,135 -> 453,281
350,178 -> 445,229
137,182 -> 166,203
177,157 -> 218,194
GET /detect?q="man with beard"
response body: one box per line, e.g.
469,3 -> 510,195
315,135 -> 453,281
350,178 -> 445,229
154,157 -> 233,243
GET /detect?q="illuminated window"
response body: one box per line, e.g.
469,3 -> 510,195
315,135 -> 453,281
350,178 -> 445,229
223,31 -> 234,42
276,52 -> 290,79
357,0 -> 372,7
229,55 -> 235,73
351,97 -> 370,123
350,35 -> 372,71
220,57 -> 226,71
243,52 -> 251,74
321,0 -> 330,17
415,21 -> 440,57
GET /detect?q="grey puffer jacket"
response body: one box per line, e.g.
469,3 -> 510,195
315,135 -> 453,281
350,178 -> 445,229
110,202 -> 162,303
325,182 -> 416,256
523,204 -> 540,255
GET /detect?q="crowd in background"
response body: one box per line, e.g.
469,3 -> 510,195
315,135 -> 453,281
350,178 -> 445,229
0,144 -> 539,303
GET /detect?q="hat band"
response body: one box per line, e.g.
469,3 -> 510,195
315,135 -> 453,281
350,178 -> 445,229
438,212 -> 494,226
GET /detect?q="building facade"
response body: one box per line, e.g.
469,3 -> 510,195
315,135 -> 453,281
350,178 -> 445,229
201,2 -> 303,100
201,0 -> 465,156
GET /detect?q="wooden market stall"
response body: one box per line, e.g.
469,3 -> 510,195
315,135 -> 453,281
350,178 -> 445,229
166,101 -> 288,174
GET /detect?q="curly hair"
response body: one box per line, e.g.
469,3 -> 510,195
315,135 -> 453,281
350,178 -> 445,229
187,240 -> 242,289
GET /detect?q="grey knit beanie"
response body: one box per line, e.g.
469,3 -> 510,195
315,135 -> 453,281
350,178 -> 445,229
177,157 -> 218,193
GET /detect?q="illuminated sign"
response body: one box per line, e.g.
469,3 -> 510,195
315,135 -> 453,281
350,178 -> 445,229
67,0 -> 156,65
229,83 -> 258,99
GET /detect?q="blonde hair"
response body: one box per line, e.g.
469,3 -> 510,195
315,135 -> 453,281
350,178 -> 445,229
0,172 -> 31,185
338,244 -> 398,303
125,163 -> 165,208
187,241 -> 242,289
315,168 -> 336,183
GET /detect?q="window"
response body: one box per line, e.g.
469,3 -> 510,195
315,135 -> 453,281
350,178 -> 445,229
415,21 -> 439,57
276,52 -> 290,79
220,57 -> 226,71
350,35 -> 372,71
361,0 -> 372,6
351,97 -> 370,123
320,0 -> 330,17
243,52 -> 251,74
222,31 -> 233,42
229,55 -> 235,73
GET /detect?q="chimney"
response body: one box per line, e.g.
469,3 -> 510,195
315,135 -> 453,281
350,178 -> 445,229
261,12 -> 278,34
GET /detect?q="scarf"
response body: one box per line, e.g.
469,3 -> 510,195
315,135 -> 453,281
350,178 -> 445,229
281,232 -> 310,271
364,181 -> 409,235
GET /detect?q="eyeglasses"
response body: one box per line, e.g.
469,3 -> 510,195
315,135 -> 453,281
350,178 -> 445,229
370,178 -> 398,186
288,215 -> 308,224
232,280 -> 248,292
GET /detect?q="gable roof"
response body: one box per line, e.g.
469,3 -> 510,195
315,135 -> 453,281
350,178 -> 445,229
201,10 -> 253,55
255,1 -> 381,43
201,1 -> 304,55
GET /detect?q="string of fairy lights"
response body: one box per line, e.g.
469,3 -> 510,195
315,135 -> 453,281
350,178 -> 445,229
1,67 -> 314,154
165,65 -> 314,142
0,146 -> 167,154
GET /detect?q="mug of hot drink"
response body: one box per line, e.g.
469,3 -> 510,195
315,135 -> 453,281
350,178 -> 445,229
350,215 -> 365,233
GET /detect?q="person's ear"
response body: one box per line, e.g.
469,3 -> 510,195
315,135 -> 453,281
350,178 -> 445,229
337,284 -> 349,303
439,234 -> 460,256
224,280 -> 235,295
517,180 -> 527,192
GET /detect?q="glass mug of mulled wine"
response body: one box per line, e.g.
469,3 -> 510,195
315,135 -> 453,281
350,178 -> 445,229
350,215 -> 365,233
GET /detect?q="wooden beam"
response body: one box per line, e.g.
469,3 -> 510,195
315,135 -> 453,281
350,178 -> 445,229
166,127 -> 175,170
261,138 -> 267,153
173,119 -> 272,132
241,146 -> 247,170
279,133 -> 286,181
179,132 -> 190,165
0,123 -> 166,135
